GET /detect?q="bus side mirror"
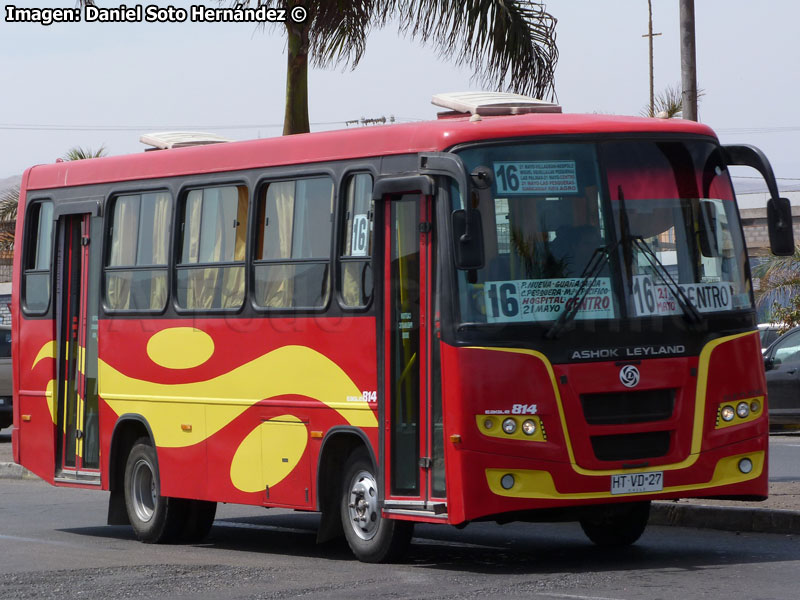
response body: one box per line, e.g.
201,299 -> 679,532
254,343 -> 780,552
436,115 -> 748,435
451,209 -> 485,270
722,144 -> 795,256
767,196 -> 795,256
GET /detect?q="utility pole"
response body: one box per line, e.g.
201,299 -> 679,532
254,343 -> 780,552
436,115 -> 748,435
642,0 -> 662,117
679,0 -> 698,121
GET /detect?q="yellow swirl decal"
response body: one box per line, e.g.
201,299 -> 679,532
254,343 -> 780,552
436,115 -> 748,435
99,344 -> 378,447
146,327 -> 214,370
230,415 -> 308,493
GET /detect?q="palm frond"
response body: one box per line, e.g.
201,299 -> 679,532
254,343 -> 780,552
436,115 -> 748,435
0,186 -> 19,223
397,0 -> 558,100
0,185 -> 19,252
307,1 -> 392,69
641,83 -> 707,118
753,245 -> 800,317
62,145 -> 107,161
753,246 -> 800,279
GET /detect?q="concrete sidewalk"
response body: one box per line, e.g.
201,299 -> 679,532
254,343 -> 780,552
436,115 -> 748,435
2,434 -> 799,535
649,481 -> 800,535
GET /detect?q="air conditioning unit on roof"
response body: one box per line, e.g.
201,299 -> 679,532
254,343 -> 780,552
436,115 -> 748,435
139,131 -> 233,150
432,91 -> 561,116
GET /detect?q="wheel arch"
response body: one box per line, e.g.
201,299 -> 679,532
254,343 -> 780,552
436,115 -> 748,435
106,414 -> 155,525
315,426 -> 376,543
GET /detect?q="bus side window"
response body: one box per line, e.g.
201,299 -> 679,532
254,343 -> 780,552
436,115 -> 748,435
22,200 -> 54,314
254,176 -> 333,310
339,173 -> 374,308
105,192 -> 172,312
176,185 -> 248,311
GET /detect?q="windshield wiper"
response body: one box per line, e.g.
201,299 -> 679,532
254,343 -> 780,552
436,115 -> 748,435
631,235 -> 703,324
544,241 -> 618,340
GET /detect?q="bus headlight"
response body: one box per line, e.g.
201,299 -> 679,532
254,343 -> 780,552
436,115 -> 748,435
750,399 -> 761,413
720,405 -> 735,422
522,419 -> 537,436
738,458 -> 753,474
502,418 -> 517,434
736,402 -> 750,419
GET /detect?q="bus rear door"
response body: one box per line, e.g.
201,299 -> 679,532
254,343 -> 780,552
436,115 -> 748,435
54,209 -> 100,482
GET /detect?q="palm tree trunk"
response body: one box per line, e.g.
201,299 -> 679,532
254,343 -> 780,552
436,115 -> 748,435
283,19 -> 311,135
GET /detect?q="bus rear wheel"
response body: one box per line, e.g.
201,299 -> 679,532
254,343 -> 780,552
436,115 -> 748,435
579,501 -> 650,547
180,499 -> 217,543
340,448 -> 413,563
123,438 -> 186,543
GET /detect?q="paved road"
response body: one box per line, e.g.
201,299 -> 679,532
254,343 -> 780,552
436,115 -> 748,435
1,478 -> 799,599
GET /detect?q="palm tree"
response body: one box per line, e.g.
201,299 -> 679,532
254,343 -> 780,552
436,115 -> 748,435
77,1 -> 558,135
62,145 -> 107,161
641,83 -> 705,119
753,247 -> 800,327
243,0 -> 558,134
642,83 -> 683,118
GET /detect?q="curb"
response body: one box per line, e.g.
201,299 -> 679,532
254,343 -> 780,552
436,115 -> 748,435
0,461 -> 35,480
651,501 -> 800,535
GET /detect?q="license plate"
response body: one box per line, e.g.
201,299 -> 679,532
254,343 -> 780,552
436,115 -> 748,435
610,471 -> 663,495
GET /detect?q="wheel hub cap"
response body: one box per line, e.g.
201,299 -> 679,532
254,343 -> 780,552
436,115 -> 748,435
347,470 -> 379,541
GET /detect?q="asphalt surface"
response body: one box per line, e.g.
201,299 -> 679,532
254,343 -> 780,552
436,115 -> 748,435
3,478 -> 800,600
2,427 -> 800,535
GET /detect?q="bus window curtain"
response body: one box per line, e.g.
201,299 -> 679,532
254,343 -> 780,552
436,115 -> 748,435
107,195 -> 139,310
262,181 -> 295,307
184,191 -> 209,309
149,192 -> 171,310
221,186 -> 249,308
183,186 -> 248,310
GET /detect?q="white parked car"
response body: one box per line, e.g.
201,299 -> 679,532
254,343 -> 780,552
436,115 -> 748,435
759,323 -> 788,353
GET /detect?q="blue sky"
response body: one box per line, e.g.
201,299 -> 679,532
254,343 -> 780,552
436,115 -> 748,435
1,1 -> 798,189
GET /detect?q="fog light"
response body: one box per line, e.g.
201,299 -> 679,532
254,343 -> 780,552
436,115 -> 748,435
484,418 -> 494,430
501,474 -> 515,490
750,400 -> 761,413
737,402 -> 750,419
738,458 -> 753,474
522,419 -> 537,436
720,405 -> 735,422
502,418 -> 517,434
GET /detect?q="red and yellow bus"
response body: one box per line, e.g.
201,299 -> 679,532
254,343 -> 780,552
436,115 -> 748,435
11,93 -> 795,561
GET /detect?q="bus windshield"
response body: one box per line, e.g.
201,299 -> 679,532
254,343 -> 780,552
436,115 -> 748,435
453,139 -> 752,325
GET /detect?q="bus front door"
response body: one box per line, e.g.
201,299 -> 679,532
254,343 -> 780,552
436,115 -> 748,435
384,193 -> 446,517
54,212 -> 100,481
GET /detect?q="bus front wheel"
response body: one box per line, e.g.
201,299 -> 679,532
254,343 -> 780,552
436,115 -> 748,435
579,501 -> 650,546
123,438 -> 186,543
340,448 -> 413,563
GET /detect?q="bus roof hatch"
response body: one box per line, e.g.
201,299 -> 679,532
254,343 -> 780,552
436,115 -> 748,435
139,131 -> 233,151
432,91 -> 562,117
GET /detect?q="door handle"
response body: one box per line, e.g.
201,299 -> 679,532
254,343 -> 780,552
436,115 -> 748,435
787,368 -> 797,375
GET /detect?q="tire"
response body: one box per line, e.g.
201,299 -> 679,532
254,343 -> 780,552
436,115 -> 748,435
340,448 -> 413,563
579,501 -> 650,547
123,438 -> 186,543
179,500 -> 217,543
